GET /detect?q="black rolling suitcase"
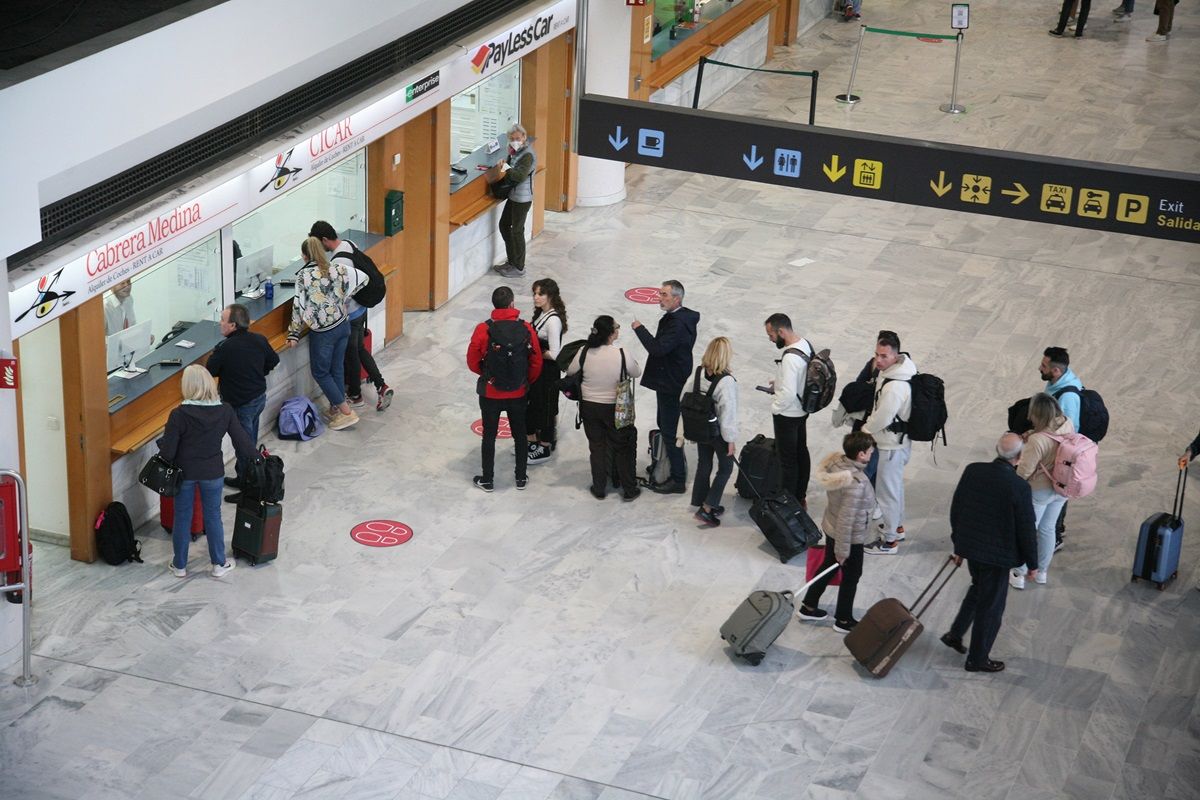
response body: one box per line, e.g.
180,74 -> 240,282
736,456 -> 821,562
232,499 -> 281,566
736,434 -> 783,499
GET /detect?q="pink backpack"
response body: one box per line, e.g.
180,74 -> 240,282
1039,433 -> 1099,498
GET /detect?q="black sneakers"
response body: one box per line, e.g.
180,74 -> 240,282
473,476 -> 494,493
798,604 -> 829,622
833,618 -> 859,634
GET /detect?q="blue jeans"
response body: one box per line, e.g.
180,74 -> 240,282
232,393 -> 265,482
692,440 -> 734,508
656,389 -> 687,483
308,319 -> 350,406
171,477 -> 226,568
1016,488 -> 1068,575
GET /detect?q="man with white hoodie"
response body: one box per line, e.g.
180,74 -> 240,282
862,330 -> 917,555
764,313 -> 814,507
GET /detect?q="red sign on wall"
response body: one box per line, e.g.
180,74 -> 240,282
350,520 -> 414,548
0,358 -> 17,390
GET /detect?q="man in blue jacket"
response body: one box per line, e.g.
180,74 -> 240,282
941,433 -> 1038,673
1039,346 -> 1083,548
632,280 -> 700,493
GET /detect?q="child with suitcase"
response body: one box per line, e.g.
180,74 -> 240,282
798,431 -> 877,633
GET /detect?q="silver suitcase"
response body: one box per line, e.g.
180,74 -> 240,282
720,564 -> 839,665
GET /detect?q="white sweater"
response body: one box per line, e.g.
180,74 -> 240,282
771,338 -> 812,418
566,345 -> 642,404
532,312 -> 563,360
710,374 -> 740,444
862,355 -> 917,450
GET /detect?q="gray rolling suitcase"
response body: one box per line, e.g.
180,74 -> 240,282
720,563 -> 840,665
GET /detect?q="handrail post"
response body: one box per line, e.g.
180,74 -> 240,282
692,57 -> 707,109
809,70 -> 819,125
0,469 -> 36,687
939,30 -> 966,114
835,25 -> 867,104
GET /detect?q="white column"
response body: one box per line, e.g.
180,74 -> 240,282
575,1 -> 631,207
0,260 -> 23,670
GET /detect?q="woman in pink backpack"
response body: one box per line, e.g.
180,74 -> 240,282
1010,393 -> 1074,589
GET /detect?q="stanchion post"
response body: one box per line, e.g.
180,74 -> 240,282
692,57 -> 708,109
808,70 -> 819,125
1,470 -> 36,688
939,30 -> 966,114
836,25 -> 867,104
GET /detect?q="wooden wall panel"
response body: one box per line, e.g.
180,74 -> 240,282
431,101 -> 451,308
60,302 -> 111,562
544,33 -> 577,212
521,46 -> 552,237
401,110 -> 435,310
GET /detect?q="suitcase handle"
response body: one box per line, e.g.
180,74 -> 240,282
1172,465 -> 1187,523
908,555 -> 960,619
731,455 -> 767,501
795,562 -> 840,596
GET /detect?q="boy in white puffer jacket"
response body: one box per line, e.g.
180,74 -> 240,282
798,432 -> 878,634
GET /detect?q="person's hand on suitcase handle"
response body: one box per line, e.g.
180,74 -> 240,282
951,553 -> 963,567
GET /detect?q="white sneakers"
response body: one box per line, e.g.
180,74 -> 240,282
211,561 -> 236,578
328,409 -> 360,430
1009,570 -> 1026,590
167,563 -> 186,578
1146,33 -> 1169,42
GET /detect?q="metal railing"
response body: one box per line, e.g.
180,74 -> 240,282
0,469 -> 36,687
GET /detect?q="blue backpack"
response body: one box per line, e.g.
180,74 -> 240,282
277,397 -> 325,441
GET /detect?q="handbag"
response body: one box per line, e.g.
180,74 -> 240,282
614,349 -> 636,430
139,454 -> 182,497
806,542 -> 843,586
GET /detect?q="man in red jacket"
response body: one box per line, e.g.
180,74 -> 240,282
467,286 -> 543,492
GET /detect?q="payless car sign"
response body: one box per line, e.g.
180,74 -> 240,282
469,11 -> 567,75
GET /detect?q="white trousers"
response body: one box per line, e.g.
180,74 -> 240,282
876,443 -> 912,543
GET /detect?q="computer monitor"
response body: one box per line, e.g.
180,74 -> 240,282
106,319 -> 155,372
236,245 -> 274,295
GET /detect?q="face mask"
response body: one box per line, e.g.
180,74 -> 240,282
509,140 -> 522,150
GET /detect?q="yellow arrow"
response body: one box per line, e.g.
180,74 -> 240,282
823,155 -> 846,183
1000,182 -> 1030,204
930,170 -> 952,197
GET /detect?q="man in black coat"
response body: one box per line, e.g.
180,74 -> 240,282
632,280 -> 700,493
207,303 -> 279,502
941,432 -> 1037,673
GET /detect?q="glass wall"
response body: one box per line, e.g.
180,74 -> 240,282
230,150 -> 367,301
451,62 -> 522,160
652,0 -> 745,60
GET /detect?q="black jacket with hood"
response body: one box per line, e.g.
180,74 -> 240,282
634,306 -> 701,393
158,403 -> 258,481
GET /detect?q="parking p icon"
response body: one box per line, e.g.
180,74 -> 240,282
1115,193 -> 1150,224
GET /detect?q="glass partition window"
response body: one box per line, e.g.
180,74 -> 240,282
103,233 -> 221,373
451,62 -> 521,160
230,149 -> 367,299
652,0 -> 744,60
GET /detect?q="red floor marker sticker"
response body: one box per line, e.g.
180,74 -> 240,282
624,287 -> 661,304
350,520 -> 414,547
471,417 -> 512,438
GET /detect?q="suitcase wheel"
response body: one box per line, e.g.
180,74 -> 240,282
744,653 -> 764,666
190,530 -> 205,542
1157,582 -> 1166,591
249,557 -> 258,566
1131,575 -> 1138,582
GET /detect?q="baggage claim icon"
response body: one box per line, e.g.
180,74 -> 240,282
14,269 -> 76,323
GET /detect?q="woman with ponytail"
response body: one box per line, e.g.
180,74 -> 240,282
526,278 -> 567,464
286,236 -> 359,430
564,315 -> 642,500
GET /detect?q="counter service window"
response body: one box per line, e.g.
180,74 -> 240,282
652,0 -> 744,60
450,62 -> 521,190
230,150 -> 367,315
105,233 -> 222,412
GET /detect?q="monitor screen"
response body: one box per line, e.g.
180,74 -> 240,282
236,245 -> 274,295
106,318 -> 155,372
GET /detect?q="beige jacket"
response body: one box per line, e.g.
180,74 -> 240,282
814,452 -> 877,560
1017,415 -> 1075,492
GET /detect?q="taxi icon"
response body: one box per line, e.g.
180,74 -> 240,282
1045,192 -> 1067,211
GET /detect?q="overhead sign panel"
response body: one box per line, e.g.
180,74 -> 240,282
577,95 -> 1199,243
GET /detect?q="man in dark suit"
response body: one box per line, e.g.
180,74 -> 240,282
941,432 -> 1038,673
631,280 -> 700,493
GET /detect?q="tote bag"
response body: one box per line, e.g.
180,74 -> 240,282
614,349 -> 636,430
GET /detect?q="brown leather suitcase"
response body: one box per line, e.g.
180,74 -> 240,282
844,557 -> 959,678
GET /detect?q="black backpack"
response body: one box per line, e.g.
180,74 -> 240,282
244,447 -> 285,504
886,372 -> 948,444
558,344 -> 588,402
680,367 -> 725,444
336,241 -> 386,308
1053,385 -> 1109,442
784,344 -> 837,414
95,502 -> 142,566
483,319 -> 531,393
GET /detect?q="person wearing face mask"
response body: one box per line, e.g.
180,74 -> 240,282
763,313 -> 815,508
492,124 -> 537,279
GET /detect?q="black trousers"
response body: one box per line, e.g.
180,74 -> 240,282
581,401 -> 637,496
1055,0 -> 1090,33
948,560 -> 1010,665
344,313 -> 383,397
479,395 -> 528,482
803,537 -> 863,622
773,414 -> 811,503
656,389 -> 687,483
500,199 -> 532,269
692,440 -> 734,508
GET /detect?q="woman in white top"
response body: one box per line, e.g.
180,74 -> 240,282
691,337 -> 739,527
526,279 -> 567,464
565,315 -> 643,501
1011,392 -> 1073,589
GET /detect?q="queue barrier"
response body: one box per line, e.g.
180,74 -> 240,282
692,57 -> 820,126
835,25 -> 966,114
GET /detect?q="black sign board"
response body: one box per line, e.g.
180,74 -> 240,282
577,95 -> 1200,244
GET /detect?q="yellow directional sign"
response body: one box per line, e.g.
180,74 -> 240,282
1040,184 -> 1073,214
853,159 -> 883,190
823,155 -> 846,182
1115,193 -> 1150,224
1076,188 -> 1109,219
961,174 -> 992,204
1000,183 -> 1029,204
930,171 -> 952,197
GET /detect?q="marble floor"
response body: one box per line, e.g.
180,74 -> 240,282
3,1 -> 1199,798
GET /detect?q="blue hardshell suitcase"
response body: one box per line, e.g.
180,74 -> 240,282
1132,468 -> 1186,590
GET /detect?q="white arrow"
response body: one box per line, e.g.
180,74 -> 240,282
743,145 -> 764,171
608,126 -> 628,151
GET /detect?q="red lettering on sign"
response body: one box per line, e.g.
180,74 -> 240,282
624,287 -> 661,304
349,520 -> 413,548
310,118 -> 355,158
